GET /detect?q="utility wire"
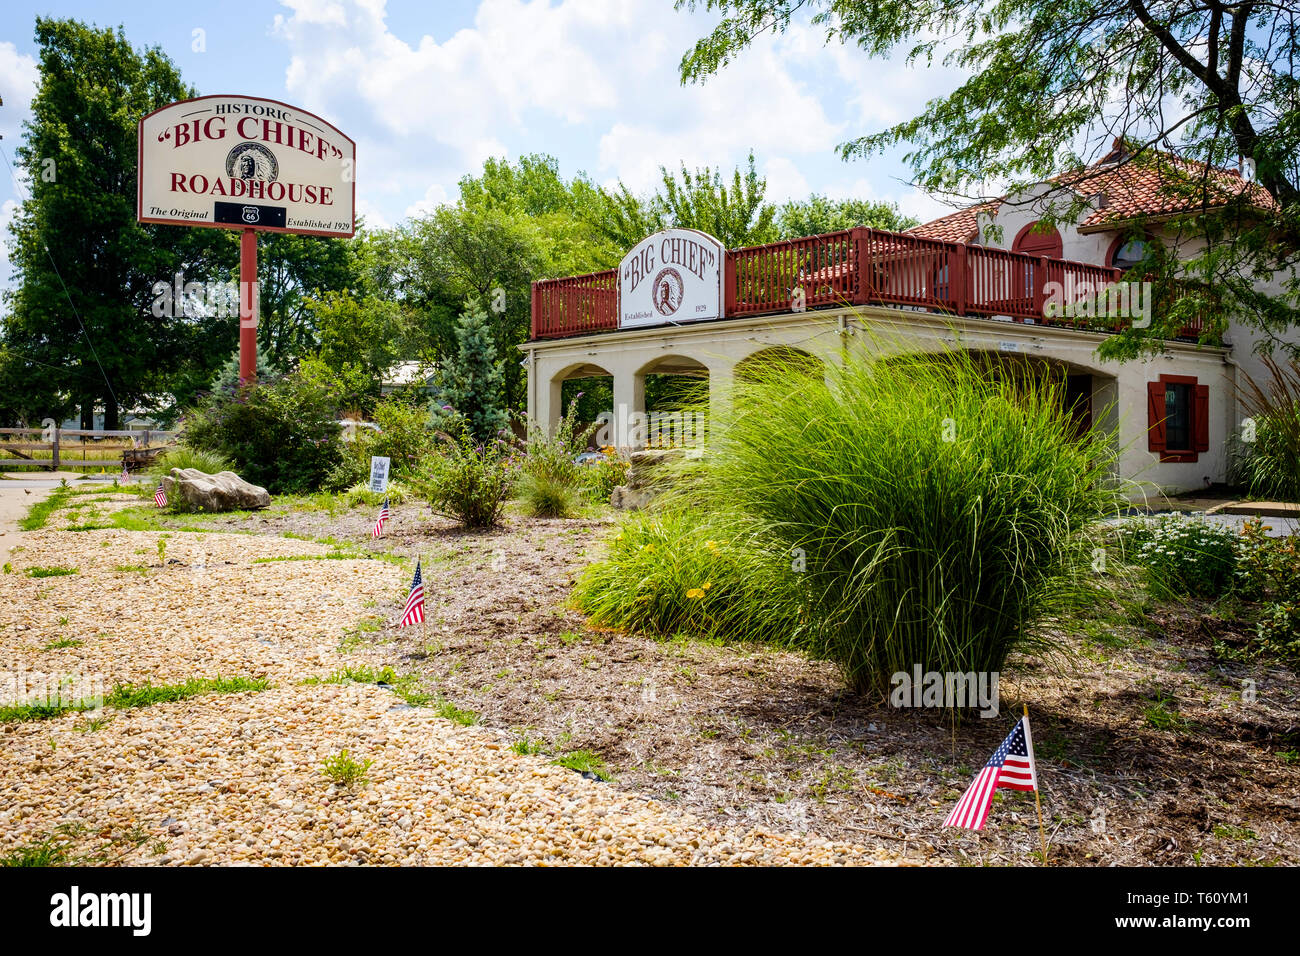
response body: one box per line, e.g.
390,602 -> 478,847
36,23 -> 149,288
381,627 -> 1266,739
0,141 -> 117,408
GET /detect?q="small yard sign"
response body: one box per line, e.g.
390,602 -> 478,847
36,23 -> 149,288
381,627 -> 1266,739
368,456 -> 390,494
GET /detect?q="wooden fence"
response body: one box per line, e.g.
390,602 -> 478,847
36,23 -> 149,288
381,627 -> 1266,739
0,427 -> 180,471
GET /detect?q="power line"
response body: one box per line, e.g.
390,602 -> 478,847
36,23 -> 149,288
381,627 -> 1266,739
0,141 -> 118,409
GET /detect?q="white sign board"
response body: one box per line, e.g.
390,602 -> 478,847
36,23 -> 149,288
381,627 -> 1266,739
618,228 -> 724,329
368,456 -> 391,494
138,95 -> 355,237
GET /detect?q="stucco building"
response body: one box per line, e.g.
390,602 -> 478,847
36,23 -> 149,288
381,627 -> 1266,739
522,146 -> 1294,496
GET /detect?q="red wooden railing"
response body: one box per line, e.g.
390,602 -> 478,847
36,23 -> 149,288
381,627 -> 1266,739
530,227 -> 1205,340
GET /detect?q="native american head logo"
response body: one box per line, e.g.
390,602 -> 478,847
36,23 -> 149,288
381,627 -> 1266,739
225,142 -> 279,182
652,267 -> 684,317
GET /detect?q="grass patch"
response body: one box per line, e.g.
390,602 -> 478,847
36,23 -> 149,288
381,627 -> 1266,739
551,749 -> 611,780
105,675 -> 271,710
25,565 -> 77,578
113,564 -> 149,574
41,638 -> 82,651
433,698 -> 478,726
0,701 -> 95,723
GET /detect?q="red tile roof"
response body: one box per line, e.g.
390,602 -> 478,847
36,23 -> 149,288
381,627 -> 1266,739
909,148 -> 1276,239
906,202 -> 997,242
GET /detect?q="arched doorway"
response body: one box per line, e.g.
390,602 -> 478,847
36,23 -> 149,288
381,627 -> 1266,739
1012,221 -> 1064,259
636,355 -> 709,448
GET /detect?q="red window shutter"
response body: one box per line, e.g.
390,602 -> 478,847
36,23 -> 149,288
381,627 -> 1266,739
1147,381 -> 1167,453
1194,383 -> 1210,452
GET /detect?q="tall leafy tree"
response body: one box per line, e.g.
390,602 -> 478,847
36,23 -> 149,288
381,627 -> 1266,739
2,18 -> 236,428
655,150 -> 777,247
677,0 -> 1300,355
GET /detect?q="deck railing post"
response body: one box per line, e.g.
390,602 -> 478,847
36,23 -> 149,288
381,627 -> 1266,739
852,227 -> 870,305
724,253 -> 736,315
1033,255 -> 1049,320
530,281 -> 539,339
954,242 -> 968,316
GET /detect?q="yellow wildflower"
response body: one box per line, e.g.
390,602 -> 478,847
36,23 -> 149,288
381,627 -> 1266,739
685,588 -> 705,599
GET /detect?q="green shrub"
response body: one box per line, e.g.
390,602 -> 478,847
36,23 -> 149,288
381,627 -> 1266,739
582,448 -> 630,503
414,418 -> 515,528
183,356 -> 346,493
591,347 -> 1119,699
1238,520 -> 1300,663
340,480 -> 412,508
1234,357 -> 1300,502
1126,513 -> 1240,598
573,509 -> 805,645
518,468 -> 584,518
517,399 -> 593,518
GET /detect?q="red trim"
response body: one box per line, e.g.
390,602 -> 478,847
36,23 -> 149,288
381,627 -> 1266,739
1105,232 -> 1157,270
136,94 -> 357,238
1151,373 -> 1203,463
1011,221 -> 1063,258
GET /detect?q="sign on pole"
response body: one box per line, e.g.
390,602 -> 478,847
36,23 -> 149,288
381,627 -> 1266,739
369,456 -> 391,494
618,228 -> 724,329
137,94 -> 356,237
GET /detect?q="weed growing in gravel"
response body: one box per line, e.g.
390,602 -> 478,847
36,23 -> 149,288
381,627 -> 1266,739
0,700 -> 96,723
2,563 -> 10,574
18,488 -> 73,531
321,749 -> 373,787
511,737 -> 546,755
26,566 -> 78,578
41,638 -> 82,651
551,749 -> 611,781
113,564 -> 149,574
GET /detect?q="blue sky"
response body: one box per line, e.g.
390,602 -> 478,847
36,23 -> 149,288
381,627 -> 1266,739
1,0 -> 964,286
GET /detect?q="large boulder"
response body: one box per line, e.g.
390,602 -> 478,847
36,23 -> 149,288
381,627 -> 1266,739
162,468 -> 270,512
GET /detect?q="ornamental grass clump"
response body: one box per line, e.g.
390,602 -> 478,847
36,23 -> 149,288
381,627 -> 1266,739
595,346 -> 1122,698
572,508 -> 804,645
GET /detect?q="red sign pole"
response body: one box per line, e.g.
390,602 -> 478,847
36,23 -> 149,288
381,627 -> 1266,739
239,227 -> 258,383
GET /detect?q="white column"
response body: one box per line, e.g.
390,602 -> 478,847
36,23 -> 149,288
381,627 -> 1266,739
612,367 -> 645,450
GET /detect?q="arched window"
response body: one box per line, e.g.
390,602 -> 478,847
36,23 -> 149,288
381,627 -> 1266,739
1012,221 -> 1063,258
1110,237 -> 1152,271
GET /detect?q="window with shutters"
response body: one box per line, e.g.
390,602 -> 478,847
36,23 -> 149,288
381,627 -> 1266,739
1147,374 -> 1209,463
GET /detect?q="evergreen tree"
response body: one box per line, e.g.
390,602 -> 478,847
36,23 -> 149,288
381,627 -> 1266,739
430,302 -> 508,442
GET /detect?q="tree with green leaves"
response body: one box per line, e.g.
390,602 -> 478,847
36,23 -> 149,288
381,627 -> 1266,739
308,291 -> 411,392
430,301 -> 509,443
655,150 -> 776,247
775,195 -> 917,238
2,17 -> 236,428
677,0 -> 1300,355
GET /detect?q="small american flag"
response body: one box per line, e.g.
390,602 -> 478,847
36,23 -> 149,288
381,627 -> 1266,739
371,498 -> 391,539
120,460 -> 129,482
398,559 -> 425,628
944,716 -> 1038,830
154,483 -> 168,508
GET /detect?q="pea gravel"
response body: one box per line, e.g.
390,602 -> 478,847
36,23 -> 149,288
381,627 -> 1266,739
1,529 -> 896,866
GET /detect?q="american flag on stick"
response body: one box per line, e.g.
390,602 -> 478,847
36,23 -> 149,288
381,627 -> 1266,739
154,483 -> 168,508
371,498 -> 391,539
398,559 -> 425,628
944,714 -> 1039,831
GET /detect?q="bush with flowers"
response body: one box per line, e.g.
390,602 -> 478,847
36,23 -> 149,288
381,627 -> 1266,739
1123,512 -> 1241,598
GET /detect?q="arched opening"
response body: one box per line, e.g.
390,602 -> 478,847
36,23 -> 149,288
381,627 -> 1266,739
884,349 -> 1115,442
637,354 -> 709,448
555,361 -> 613,449
1012,221 -> 1064,259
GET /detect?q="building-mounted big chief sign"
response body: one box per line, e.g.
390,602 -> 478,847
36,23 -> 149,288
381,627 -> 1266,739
137,95 -> 356,237
619,228 -> 724,329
